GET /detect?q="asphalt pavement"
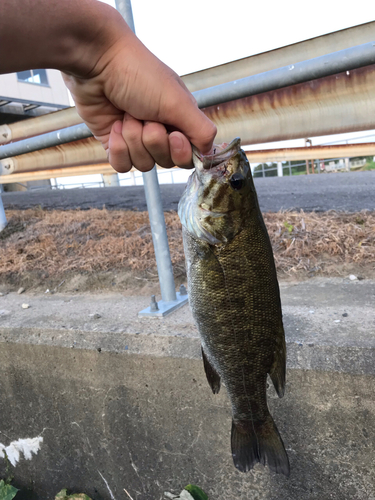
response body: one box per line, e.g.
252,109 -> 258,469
2,170 -> 375,212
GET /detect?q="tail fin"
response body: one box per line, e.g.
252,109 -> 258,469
231,416 -> 290,476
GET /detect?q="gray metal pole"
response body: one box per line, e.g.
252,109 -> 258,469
142,168 -> 177,302
115,0 -> 178,306
115,0 -> 135,31
277,162 -> 283,177
0,123 -> 91,159
102,173 -> 120,187
1,41 -> 375,160
0,193 -> 7,231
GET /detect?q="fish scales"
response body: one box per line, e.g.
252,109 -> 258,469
178,138 -> 290,476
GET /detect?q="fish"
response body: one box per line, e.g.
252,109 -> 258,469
178,137 -> 290,476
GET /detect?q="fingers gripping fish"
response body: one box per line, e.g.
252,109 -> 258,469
178,138 -> 290,476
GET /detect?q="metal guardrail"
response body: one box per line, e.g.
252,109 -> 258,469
0,184 -> 6,231
252,156 -> 374,177
1,41 -> 375,160
248,135 -> 375,177
253,159 -> 321,177
53,181 -> 105,189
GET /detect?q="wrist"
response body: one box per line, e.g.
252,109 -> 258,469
59,2 -> 127,78
0,0 -> 127,76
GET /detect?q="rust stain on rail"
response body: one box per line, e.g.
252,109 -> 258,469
203,65 -> 375,144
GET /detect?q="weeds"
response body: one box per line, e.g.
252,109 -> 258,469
0,208 -> 374,280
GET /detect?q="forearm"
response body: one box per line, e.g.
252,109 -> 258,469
0,0 -> 126,77
1,0 -> 217,170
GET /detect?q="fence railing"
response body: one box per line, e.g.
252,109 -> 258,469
53,181 -> 105,190
252,155 -> 374,177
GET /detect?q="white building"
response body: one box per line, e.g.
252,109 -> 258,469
0,69 -> 70,125
0,69 -> 70,190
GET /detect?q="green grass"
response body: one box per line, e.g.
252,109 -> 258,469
364,160 -> 375,171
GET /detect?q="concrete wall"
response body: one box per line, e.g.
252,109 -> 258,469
0,279 -> 374,499
0,345 -> 373,500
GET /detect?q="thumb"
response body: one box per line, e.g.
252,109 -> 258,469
189,109 -> 217,155
178,105 -> 217,155
163,87 -> 217,155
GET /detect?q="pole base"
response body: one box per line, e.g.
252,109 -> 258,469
138,292 -> 189,318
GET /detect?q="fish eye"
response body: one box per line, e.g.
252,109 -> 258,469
229,173 -> 244,190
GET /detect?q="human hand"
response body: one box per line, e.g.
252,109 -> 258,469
63,11 -> 216,173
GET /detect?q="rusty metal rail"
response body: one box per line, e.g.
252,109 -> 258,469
0,137 -> 106,176
0,164 -> 114,184
1,41 -> 375,160
244,143 -> 375,163
183,22 -> 375,92
0,107 -> 81,145
1,143 -> 374,184
196,42 -> 375,108
1,22 -> 374,147
212,64 -> 375,145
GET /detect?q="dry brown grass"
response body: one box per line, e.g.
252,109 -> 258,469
1,208 -> 374,280
264,210 -> 375,275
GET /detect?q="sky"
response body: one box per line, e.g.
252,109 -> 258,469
60,0 -> 375,187
102,0 -> 374,76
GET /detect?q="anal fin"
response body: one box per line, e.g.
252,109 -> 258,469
269,334 -> 286,398
202,347 -> 221,394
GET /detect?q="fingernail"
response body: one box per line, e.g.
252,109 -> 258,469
169,134 -> 184,152
113,121 -> 122,134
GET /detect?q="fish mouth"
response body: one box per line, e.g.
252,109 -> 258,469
193,137 -> 242,171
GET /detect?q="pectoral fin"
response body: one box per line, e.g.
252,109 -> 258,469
202,348 -> 221,394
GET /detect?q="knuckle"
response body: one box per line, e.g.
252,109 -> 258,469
110,160 -> 130,173
110,140 -> 127,156
123,119 -> 143,145
158,158 -> 175,169
109,153 -> 131,173
210,122 -> 218,137
143,125 -> 164,149
201,121 -> 217,142
136,158 -> 155,172
124,128 -> 140,144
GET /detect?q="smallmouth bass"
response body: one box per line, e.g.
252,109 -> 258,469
178,138 -> 290,476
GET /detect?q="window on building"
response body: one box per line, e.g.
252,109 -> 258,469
17,69 -> 49,85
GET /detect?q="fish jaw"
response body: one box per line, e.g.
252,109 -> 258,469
192,137 -> 242,172
178,138 -> 255,245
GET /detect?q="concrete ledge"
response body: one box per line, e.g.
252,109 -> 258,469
1,278 -> 374,374
0,278 -> 374,499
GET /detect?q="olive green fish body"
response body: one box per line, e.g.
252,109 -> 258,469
178,138 -> 289,475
